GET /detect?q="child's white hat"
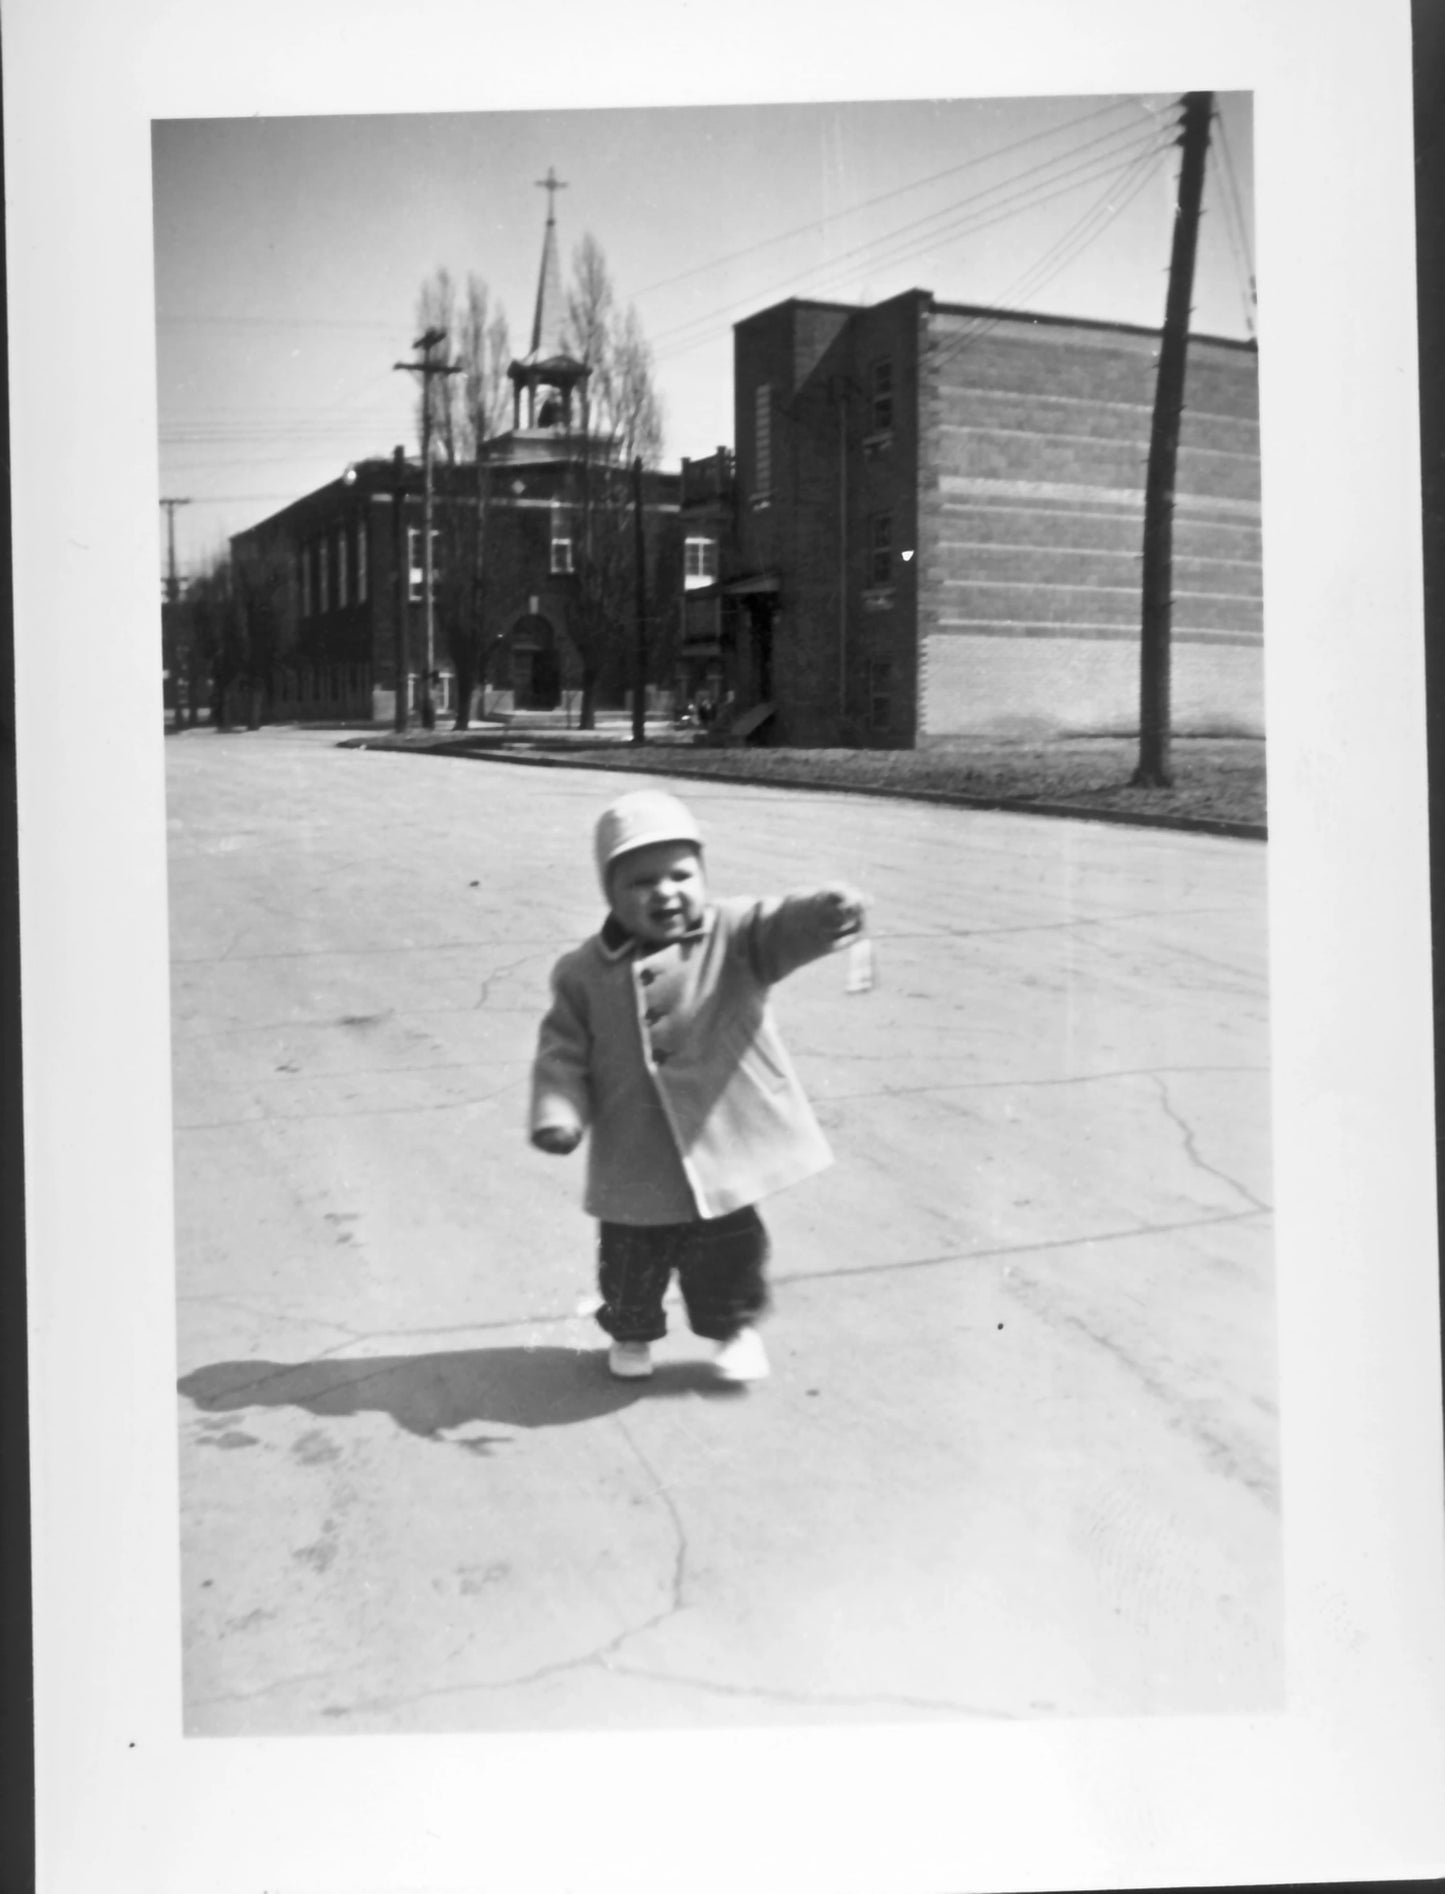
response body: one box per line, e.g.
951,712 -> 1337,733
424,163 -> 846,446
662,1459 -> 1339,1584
594,790 -> 703,893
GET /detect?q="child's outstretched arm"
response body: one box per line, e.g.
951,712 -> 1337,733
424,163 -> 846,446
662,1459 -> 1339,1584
744,883 -> 869,986
529,969 -> 592,1156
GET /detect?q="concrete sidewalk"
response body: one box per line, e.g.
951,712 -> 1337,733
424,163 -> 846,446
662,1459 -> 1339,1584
169,725 -> 1278,1734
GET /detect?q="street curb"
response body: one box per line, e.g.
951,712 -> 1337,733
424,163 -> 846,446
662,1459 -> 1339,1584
339,735 -> 1268,842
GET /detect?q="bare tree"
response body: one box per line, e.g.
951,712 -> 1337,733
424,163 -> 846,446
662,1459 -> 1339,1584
415,267 -> 512,464
458,275 -> 512,455
560,235 -> 666,728
232,535 -> 296,722
415,268 -> 513,727
413,267 -> 461,465
180,557 -> 241,729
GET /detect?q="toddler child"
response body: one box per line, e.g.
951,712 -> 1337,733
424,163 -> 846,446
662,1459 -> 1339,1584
530,789 -> 867,1383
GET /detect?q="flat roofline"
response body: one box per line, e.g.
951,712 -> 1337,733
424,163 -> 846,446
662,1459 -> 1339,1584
735,289 -> 1255,354
735,290 -> 923,328
927,296 -> 1257,352
232,455 -> 683,545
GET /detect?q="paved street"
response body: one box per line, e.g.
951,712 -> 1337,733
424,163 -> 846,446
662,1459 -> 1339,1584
169,725 -> 1278,1735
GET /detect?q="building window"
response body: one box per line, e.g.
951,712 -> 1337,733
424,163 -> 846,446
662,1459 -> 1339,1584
300,548 -> 311,618
337,528 -> 348,609
407,527 -> 440,602
684,536 -> 717,587
357,522 -> 367,603
872,358 -> 894,433
550,535 -> 574,575
870,511 -> 893,587
319,539 -> 330,614
869,659 -> 893,731
754,383 -> 772,498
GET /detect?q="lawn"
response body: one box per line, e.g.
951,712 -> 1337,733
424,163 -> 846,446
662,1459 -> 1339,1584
501,734 -> 1268,835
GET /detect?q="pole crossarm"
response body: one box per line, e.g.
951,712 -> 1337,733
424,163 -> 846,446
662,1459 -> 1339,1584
392,330 -> 463,729
160,497 -> 191,604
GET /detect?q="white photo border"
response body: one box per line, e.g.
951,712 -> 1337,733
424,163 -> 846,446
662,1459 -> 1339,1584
10,0 -> 1444,1888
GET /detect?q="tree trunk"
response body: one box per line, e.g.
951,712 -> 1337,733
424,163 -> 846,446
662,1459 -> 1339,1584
453,639 -> 477,730
579,667 -> 598,731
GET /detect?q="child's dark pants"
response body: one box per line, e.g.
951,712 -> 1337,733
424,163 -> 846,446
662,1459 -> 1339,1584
596,1206 -> 770,1344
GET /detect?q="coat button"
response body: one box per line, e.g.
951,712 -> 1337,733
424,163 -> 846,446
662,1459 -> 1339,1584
638,968 -> 655,984
653,1049 -> 670,1065
644,1007 -> 662,1024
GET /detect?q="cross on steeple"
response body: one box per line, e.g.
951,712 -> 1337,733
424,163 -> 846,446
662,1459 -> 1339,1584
510,164 -> 588,431
536,166 -> 567,222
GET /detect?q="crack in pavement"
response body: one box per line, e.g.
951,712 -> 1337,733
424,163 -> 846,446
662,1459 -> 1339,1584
179,1212 -> 1269,1384
188,1358 -> 1002,1729
868,903 -> 1249,946
172,934 -> 567,967
176,1001 -> 538,1039
241,1591 -> 1013,1725
176,1078 -> 525,1131
1147,1072 -> 1271,1214
187,1660 -> 381,1714
1001,1265 -> 1279,1511
774,1206 -> 1267,1290
803,1060 -> 1269,1092
180,1057 -> 527,1090
176,1291 -> 366,1340
598,1658 -> 1015,1720
611,1412 -> 690,1623
474,953 -> 549,1011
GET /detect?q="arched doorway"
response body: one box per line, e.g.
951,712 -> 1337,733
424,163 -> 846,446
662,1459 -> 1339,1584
509,613 -> 562,711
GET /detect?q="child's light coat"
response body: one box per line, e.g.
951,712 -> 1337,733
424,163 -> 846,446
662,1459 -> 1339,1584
530,892 -> 846,1224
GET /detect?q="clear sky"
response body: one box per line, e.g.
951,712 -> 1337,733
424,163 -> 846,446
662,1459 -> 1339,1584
152,92 -> 1253,588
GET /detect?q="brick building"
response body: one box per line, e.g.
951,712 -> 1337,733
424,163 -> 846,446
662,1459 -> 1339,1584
230,183 -> 680,725
231,447 -> 680,725
681,291 -> 1261,747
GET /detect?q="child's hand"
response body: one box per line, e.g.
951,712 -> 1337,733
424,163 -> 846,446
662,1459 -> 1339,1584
532,1124 -> 582,1156
819,884 -> 868,940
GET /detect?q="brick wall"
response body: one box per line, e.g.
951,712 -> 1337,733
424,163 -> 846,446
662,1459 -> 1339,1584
918,633 -> 1263,740
916,307 -> 1262,739
734,295 -> 924,746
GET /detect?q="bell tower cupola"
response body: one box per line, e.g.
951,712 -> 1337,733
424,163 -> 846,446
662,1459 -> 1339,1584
507,168 -> 590,434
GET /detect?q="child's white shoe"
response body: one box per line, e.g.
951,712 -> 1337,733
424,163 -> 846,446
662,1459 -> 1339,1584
607,1341 -> 653,1380
713,1326 -> 769,1383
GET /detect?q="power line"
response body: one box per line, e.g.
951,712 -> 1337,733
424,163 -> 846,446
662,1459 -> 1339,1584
148,100 -> 1159,349
156,311 -> 403,333
819,128 -> 1174,316
159,426 -> 402,447
928,134 -> 1174,372
650,120 -> 1176,365
647,112 -> 1173,358
1211,106 -> 1257,338
629,95 -> 1153,302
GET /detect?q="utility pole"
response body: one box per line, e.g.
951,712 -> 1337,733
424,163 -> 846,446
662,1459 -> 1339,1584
631,455 -> 647,745
159,496 -> 190,603
395,328 -> 462,729
160,497 -> 191,728
390,446 -> 409,735
1135,90 -> 1214,789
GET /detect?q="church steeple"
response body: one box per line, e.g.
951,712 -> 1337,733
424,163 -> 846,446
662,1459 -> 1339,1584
508,167 -> 590,435
529,167 -> 568,360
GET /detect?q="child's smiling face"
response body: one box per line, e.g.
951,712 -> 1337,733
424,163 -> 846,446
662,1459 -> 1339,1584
609,841 -> 706,944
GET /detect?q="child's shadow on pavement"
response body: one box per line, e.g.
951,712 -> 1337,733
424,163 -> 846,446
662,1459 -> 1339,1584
178,1344 -> 734,1448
